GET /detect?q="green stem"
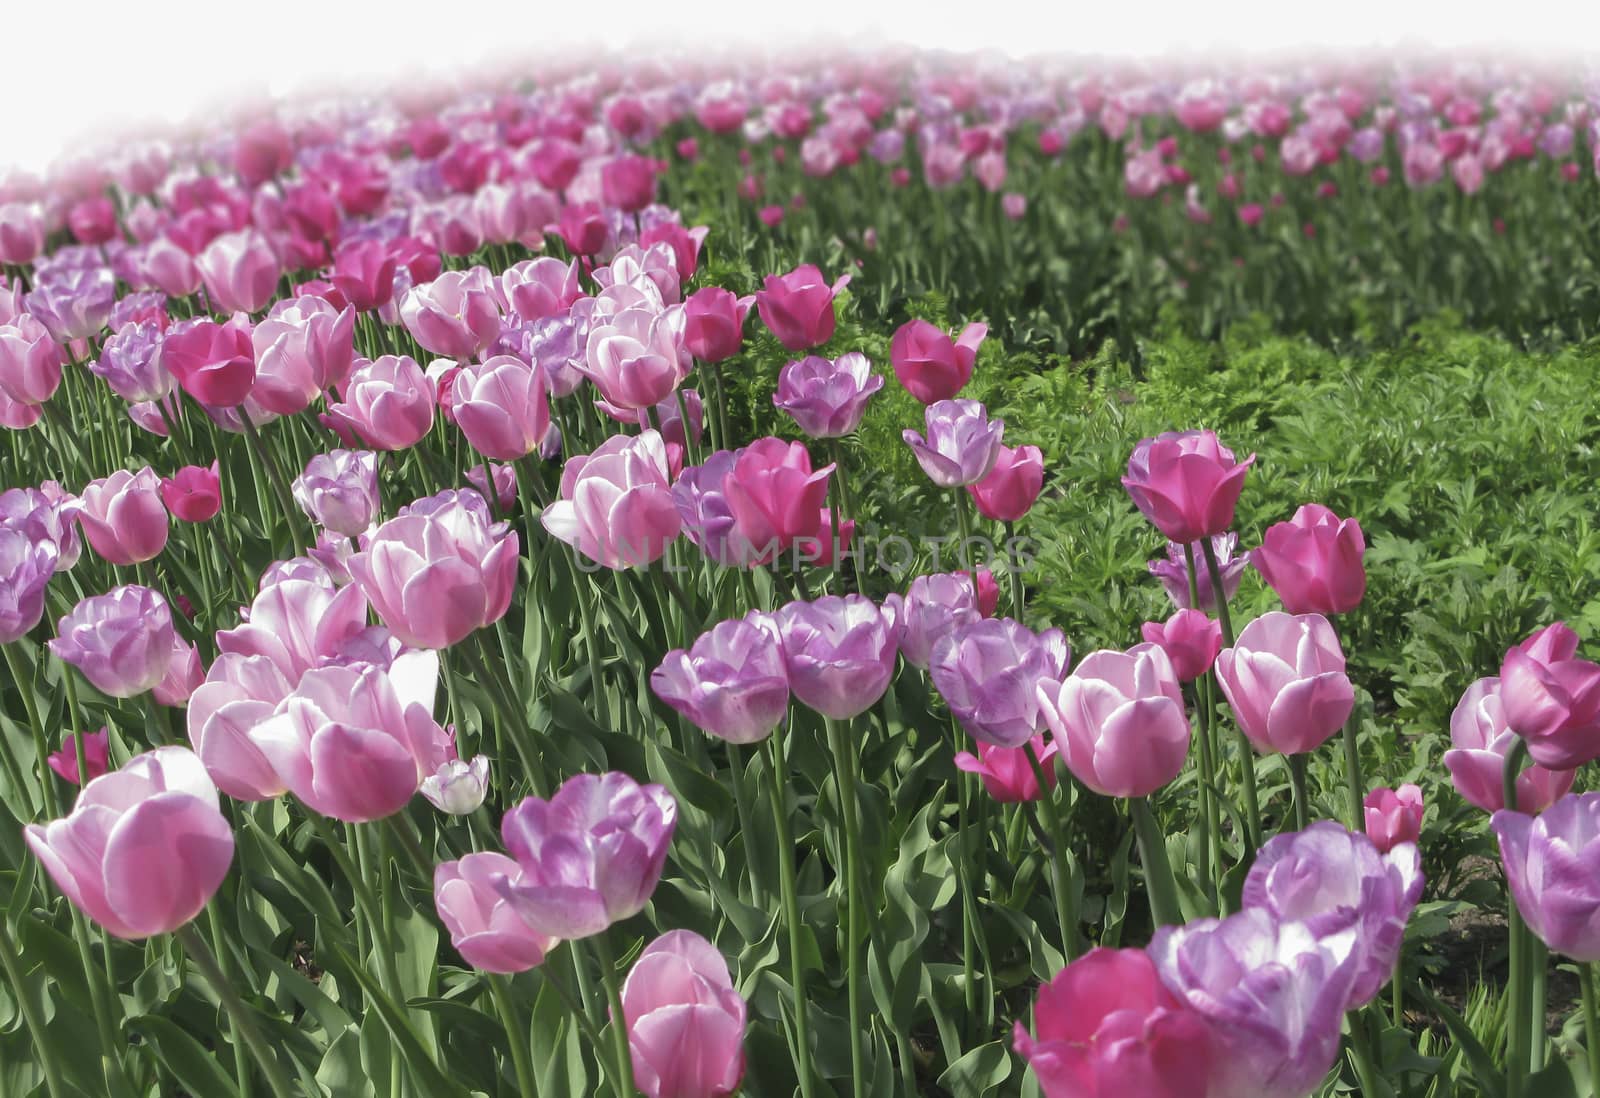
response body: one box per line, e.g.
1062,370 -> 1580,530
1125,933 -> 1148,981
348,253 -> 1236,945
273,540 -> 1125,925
487,974 -> 539,1098
828,440 -> 867,592
1130,796 -> 1182,928
1582,964 -> 1600,1098
1189,681 -> 1221,909
1340,719 -> 1365,832
764,722 -> 817,1098
728,744 -> 767,909
1288,753 -> 1311,832
590,933 -> 638,1098
236,405 -> 310,549
1197,538 -> 1235,646
208,905 -> 254,1098
1346,1010 -> 1384,1098
0,916 -> 67,1098
174,923 -> 297,1098
1003,519 -> 1026,619
5,643 -> 60,817
824,715 -> 866,1098
1022,743 -> 1079,959
1503,739 -> 1531,1098
1189,542 -> 1261,852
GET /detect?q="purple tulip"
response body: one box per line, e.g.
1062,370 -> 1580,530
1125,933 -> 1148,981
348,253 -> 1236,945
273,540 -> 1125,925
1243,821 -> 1423,1009
1493,793 -> 1600,962
883,572 -> 982,670
27,267 -> 116,343
0,524 -> 57,643
775,595 -> 901,720
902,398 -> 1005,488
292,450 -> 381,537
1,484 -> 83,571
1148,534 -> 1246,612
1149,908 -> 1358,1098
772,352 -> 884,438
651,614 -> 790,744
92,321 -> 172,403
673,450 -> 746,568
50,585 -> 175,698
930,617 -> 1069,748
498,772 -> 677,940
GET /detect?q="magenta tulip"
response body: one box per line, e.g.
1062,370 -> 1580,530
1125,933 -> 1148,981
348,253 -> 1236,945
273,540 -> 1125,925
1251,503 -> 1367,615
1364,785 -> 1424,853
1497,622 -> 1600,769
1122,430 -> 1255,544
47,727 -> 111,786
955,735 -> 1059,803
682,286 -> 753,364
722,438 -> 835,564
1139,609 -> 1223,682
159,463 -> 221,523
967,443 -> 1043,522
161,315 -> 257,408
889,318 -> 987,404
755,264 -> 850,351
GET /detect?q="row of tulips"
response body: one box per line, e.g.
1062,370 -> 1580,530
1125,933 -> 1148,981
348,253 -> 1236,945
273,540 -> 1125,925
0,50 -> 1598,1098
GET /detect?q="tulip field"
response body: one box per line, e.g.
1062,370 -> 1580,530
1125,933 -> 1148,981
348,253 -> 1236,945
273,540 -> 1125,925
5,50 -> 1600,1098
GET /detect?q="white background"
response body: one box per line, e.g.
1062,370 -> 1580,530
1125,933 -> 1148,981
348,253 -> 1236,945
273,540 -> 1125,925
7,0 -> 1598,174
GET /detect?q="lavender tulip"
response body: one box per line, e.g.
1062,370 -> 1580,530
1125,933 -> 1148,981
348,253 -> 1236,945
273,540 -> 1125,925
902,398 -> 1005,488
883,572 -> 982,670
292,450 -> 381,538
498,772 -> 677,940
27,267 -> 116,343
772,352 -> 884,438
49,585 -> 175,698
651,614 -> 790,744
775,595 -> 901,720
930,618 -> 1070,748
1493,793 -> 1600,961
421,756 -> 492,816
1147,534 -> 1246,612
0,484 -> 83,571
0,524 -> 57,643
92,321 -> 172,403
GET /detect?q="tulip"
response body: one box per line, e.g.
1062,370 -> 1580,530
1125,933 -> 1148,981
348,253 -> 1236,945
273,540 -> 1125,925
0,524 -> 58,643
903,399 -> 1005,488
542,431 -> 681,570
153,636 -> 205,708
722,438 -> 835,563
78,467 -> 169,565
421,756 -> 491,815
1497,621 -> 1600,769
0,202 -> 46,264
2,483 -> 82,571
0,314 -> 65,406
50,585 -> 175,698
141,236 -> 203,297
956,735 -> 1059,803
326,354 -> 436,451
1013,947 -> 1211,1098
92,320 -> 172,403
214,575 -> 368,685
1493,793 -> 1600,961
932,617 -> 1072,749
889,318 -> 987,404
27,268 -> 116,343
466,462 -> 519,512
639,221 -> 709,281
349,489 -> 519,650
1244,821 -> 1423,1008
755,264 -> 850,351
196,229 -> 282,314
967,443 -> 1043,522
1036,643 -> 1190,796
186,652 -> 293,801
293,450 -> 380,537
1122,430 -> 1255,544
1365,784 -> 1424,852
453,355 -> 551,460
47,727 -> 111,785
331,238 -> 399,312
581,305 -> 690,411
500,257 -> 583,323
1149,908 -> 1358,1098
1251,503 -> 1366,615
682,287 -> 754,364
885,572 -> 983,670
558,202 -> 609,256
1214,612 -> 1354,755
621,930 -> 748,1098
161,315 -> 257,407
498,771 -> 678,939
672,450 -> 749,568
434,852 -> 555,972
1148,534 -> 1246,612
602,155 -> 658,212
400,269 -> 503,361
24,746 -> 234,938
596,243 -> 685,306
1139,609 -> 1223,682
250,295 -> 356,415
772,352 -> 883,438
159,463 -> 221,523
651,614 -> 790,744
1444,676 -> 1575,813
775,595 -> 900,720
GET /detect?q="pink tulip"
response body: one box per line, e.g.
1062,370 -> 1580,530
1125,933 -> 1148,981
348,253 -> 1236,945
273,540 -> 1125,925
1444,676 -> 1575,814
1251,503 -> 1366,615
250,295 -> 356,415
78,467 -> 169,565
329,238 -> 396,312
558,202 -> 609,257
0,203 -> 46,264
755,264 -> 850,351
955,735 -> 1059,803
1215,612 -> 1355,755
434,852 -> 555,973
1122,430 -> 1255,544
153,637 -> 204,708
1014,947 -> 1211,1098
142,236 -> 204,296
580,306 -> 689,411
196,229 -> 282,314
349,490 -> 519,650
889,318 -> 987,404
1140,609 -> 1224,682
1364,785 -> 1423,853
601,155 -> 658,212
186,653 -> 293,801
326,354 -> 437,451
213,575 -> 369,685
639,221 -> 709,281
682,287 -> 754,364
723,438 -> 835,563
1497,622 -> 1600,769
24,746 -> 234,938
400,269 -> 503,362
499,257 -> 583,324
47,727 -> 111,786
620,931 -> 747,1098
453,355 -> 551,461
159,463 -> 221,523
542,431 -> 681,570
0,314 -> 65,406
967,443 -> 1043,522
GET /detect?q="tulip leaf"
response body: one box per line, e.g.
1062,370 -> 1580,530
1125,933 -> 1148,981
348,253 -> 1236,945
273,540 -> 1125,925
316,1025 -> 374,1098
127,1013 -> 242,1098
936,1039 -> 1012,1097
